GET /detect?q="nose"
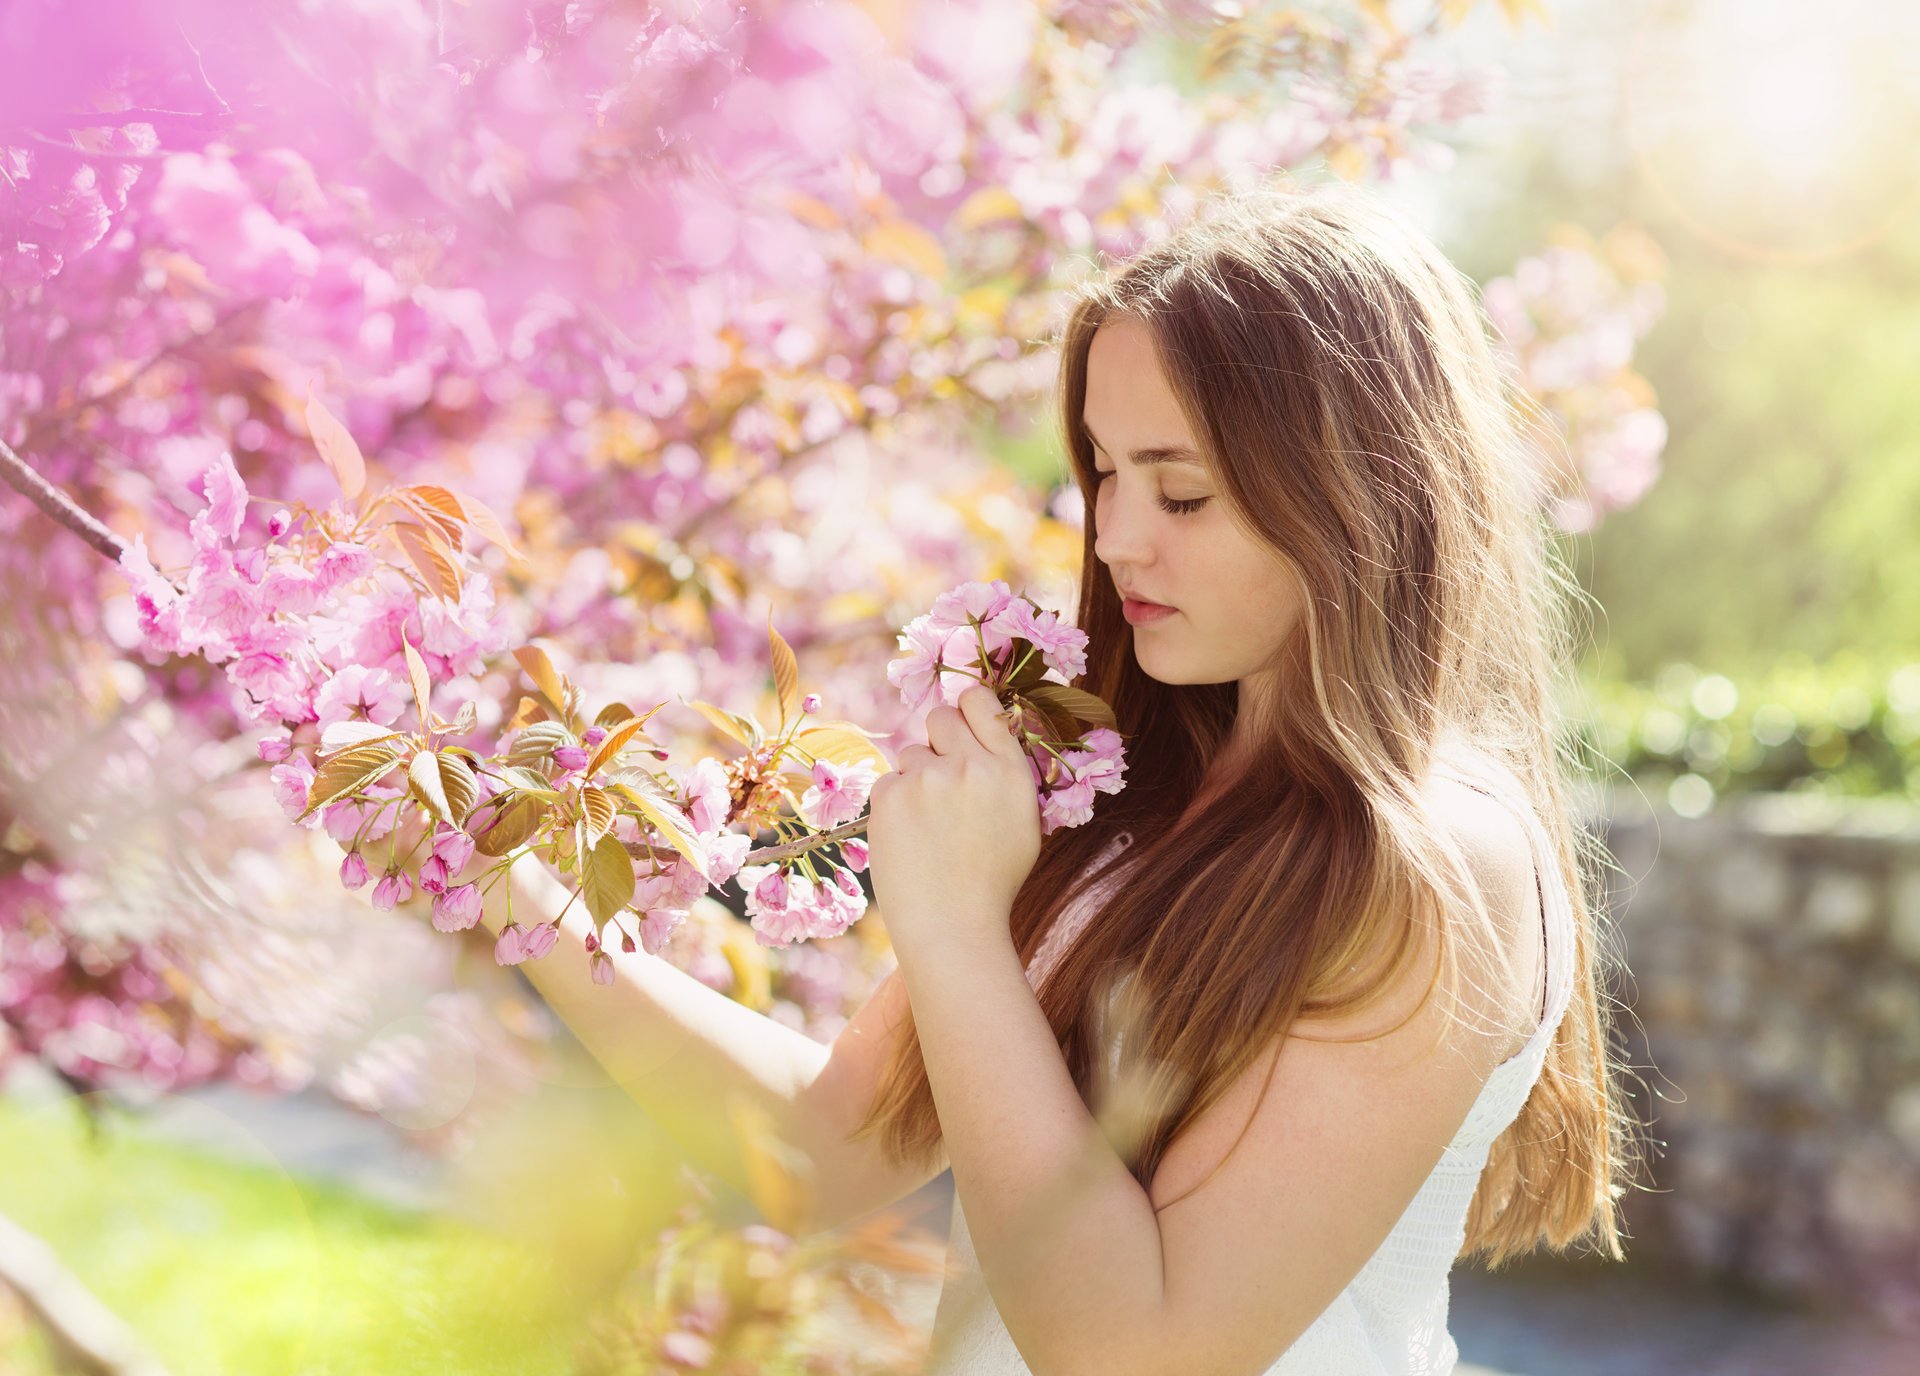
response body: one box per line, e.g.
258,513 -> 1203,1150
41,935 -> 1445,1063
1091,479 -> 1155,573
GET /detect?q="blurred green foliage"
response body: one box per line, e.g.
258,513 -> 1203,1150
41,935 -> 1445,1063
1571,652 -> 1920,806
1565,215 -> 1920,683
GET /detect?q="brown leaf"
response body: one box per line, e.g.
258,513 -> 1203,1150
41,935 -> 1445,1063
393,488 -> 464,547
793,724 -> 892,774
301,743 -> 403,820
585,715 -> 648,777
506,721 -> 575,767
628,793 -> 708,877
678,696 -> 759,749
393,521 -> 463,600
436,752 -> 480,823
1019,682 -> 1117,731
768,610 -> 800,729
409,750 -> 452,825
512,644 -> 568,722
579,785 -> 616,845
304,390 -> 366,502
457,494 -> 527,564
401,636 -> 432,731
505,694 -> 546,731
472,793 -> 546,857
319,720 -> 403,757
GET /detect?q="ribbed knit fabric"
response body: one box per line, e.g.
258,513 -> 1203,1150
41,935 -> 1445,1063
927,745 -> 1577,1374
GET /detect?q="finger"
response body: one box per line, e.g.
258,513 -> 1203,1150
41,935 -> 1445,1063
924,703 -> 973,757
958,685 -> 1024,760
895,742 -> 936,774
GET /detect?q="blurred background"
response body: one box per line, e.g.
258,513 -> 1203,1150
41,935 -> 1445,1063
2,0 -> 1918,1372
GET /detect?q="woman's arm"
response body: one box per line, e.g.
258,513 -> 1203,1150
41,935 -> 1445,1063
470,856 -> 947,1236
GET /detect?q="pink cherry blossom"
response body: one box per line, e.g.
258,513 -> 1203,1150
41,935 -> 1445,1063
679,757 -> 733,836
270,755 -> 317,826
418,854 -> 450,894
432,828 -> 475,873
800,759 -> 878,830
313,665 -> 409,732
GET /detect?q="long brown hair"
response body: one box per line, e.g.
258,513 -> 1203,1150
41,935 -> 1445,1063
852,180 -> 1637,1266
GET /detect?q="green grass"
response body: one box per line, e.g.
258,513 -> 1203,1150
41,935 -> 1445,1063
0,1093 -> 640,1376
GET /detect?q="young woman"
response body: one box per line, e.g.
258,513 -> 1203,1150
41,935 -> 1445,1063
483,180 -> 1634,1375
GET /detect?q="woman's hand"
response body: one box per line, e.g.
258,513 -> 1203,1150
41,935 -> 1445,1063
864,684 -> 1042,958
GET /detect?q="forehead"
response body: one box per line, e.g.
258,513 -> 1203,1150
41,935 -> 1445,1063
1081,316 -> 1199,457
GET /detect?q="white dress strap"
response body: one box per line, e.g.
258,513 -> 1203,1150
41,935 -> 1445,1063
1427,746 -> 1577,1056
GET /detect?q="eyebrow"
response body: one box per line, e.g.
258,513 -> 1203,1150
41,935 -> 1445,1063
1081,420 -> 1203,467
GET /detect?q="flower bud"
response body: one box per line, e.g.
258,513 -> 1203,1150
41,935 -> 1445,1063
433,828 -> 475,873
266,508 -> 293,538
801,693 -> 821,714
339,851 -> 371,891
432,883 -> 482,932
257,733 -> 292,763
621,931 -> 638,954
371,867 -> 412,911
584,930 -> 600,953
552,744 -> 590,771
522,922 -> 558,961
418,854 -> 450,893
590,950 -> 615,985
581,726 -> 608,748
840,837 -> 868,872
494,922 -> 529,965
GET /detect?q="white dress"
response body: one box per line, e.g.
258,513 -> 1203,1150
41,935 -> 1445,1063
927,747 -> 1577,1375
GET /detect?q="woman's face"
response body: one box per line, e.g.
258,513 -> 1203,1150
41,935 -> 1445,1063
1083,315 -> 1305,702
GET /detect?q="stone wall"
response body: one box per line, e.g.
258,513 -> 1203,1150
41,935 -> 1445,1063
1596,789 -> 1920,1328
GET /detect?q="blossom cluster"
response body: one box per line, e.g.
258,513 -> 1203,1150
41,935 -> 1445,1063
888,578 -> 1126,834
119,447 -> 1125,975
1482,224 -> 1671,534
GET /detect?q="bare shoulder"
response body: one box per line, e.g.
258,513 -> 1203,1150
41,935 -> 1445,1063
1419,765 -> 1546,1054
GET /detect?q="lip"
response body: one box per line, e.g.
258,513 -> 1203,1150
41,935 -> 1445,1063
1122,597 -> 1177,625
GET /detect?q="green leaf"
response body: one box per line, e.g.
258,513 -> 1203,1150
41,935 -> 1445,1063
472,793 -> 545,857
301,743 -> 403,820
583,832 -> 636,924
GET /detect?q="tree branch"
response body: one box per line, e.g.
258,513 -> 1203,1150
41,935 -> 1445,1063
0,1209 -> 174,1376
0,439 -> 130,566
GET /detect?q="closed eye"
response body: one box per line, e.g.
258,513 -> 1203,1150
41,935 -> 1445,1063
1093,469 -> 1211,516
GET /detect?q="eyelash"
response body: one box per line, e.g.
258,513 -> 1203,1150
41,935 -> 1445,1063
1092,470 -> 1211,516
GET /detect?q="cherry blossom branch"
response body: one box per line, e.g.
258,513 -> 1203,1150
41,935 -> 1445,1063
0,439 -> 136,568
